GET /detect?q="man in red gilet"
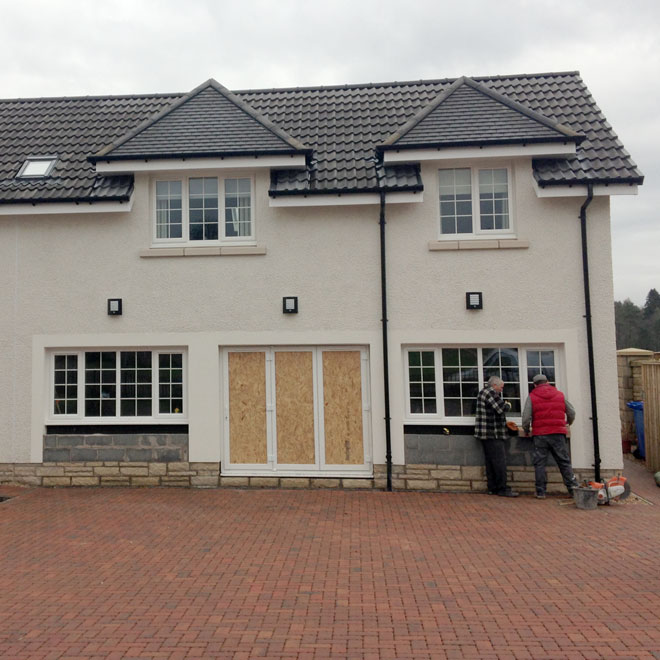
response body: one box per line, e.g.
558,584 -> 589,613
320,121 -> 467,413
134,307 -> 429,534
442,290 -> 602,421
522,374 -> 579,499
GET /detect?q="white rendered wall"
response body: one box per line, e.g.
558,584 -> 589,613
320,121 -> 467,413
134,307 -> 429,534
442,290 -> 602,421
0,219 -> 23,461
384,158 -> 621,470
1,159 -> 622,472
1,169 -> 386,464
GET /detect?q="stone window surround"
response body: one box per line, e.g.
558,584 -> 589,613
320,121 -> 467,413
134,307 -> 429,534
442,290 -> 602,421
428,238 -> 529,251
139,245 -> 266,257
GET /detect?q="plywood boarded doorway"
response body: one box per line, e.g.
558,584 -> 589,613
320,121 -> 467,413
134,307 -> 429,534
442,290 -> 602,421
223,346 -> 371,476
322,350 -> 364,466
275,350 -> 316,465
228,351 -> 268,465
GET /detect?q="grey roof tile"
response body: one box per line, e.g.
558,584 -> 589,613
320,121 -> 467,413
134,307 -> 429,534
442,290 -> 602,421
0,94 -> 177,203
0,72 -> 643,205
477,73 -> 643,186
380,77 -> 582,150
243,72 -> 642,194
94,79 -> 308,161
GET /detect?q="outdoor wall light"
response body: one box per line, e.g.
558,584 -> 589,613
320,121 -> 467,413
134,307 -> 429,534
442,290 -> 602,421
107,298 -> 123,316
282,296 -> 298,314
466,292 -> 483,310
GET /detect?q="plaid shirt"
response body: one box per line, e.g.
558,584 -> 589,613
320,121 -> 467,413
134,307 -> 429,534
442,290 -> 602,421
474,385 -> 509,440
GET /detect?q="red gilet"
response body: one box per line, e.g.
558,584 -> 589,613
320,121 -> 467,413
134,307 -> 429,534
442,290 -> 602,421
530,384 -> 568,436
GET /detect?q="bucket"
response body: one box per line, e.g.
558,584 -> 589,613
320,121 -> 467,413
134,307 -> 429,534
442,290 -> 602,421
574,487 -> 599,510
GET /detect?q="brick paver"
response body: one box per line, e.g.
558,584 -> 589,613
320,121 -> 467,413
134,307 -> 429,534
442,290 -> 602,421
624,455 -> 660,505
0,472 -> 658,659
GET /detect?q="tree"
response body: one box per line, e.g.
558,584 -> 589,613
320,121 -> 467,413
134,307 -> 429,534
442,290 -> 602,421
615,299 -> 644,349
643,288 -> 660,319
615,289 -> 660,351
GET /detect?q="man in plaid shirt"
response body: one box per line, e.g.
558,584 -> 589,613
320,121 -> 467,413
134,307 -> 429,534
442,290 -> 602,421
474,376 -> 519,497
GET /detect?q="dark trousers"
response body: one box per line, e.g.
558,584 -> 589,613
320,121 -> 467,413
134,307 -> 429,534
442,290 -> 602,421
533,434 -> 579,495
480,438 -> 508,494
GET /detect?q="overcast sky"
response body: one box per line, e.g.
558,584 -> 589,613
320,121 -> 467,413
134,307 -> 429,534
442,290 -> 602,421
1,0 -> 657,305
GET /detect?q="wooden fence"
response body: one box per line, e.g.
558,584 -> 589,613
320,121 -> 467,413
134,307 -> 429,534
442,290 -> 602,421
641,362 -> 660,472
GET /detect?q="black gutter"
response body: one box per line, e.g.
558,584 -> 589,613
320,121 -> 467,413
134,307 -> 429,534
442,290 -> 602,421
377,135 -> 584,154
0,195 -> 132,206
537,176 -> 645,188
88,148 -> 312,164
378,187 -> 393,491
579,183 -> 600,481
268,185 -> 424,198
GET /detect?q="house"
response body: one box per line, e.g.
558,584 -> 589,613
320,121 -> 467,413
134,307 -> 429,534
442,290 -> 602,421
0,72 -> 643,490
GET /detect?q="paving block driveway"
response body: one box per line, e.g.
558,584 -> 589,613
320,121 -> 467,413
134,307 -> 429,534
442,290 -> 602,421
1,476 -> 659,659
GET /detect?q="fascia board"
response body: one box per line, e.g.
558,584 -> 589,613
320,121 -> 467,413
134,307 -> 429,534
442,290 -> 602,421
383,142 -> 577,163
95,154 -> 308,173
532,179 -> 639,198
269,191 -> 424,207
0,198 -> 134,215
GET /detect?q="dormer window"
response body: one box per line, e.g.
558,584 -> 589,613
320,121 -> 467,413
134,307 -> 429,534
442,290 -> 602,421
17,157 -> 57,178
153,175 -> 254,245
438,166 -> 512,238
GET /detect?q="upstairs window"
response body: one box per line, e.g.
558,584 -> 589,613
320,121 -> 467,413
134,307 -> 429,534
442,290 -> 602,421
154,175 -> 254,245
17,157 -> 57,178
225,178 -> 252,237
439,167 -> 511,237
156,181 -> 182,239
189,177 -> 219,240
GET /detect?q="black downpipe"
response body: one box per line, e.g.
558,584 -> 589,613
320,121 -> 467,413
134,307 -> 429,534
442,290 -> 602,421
580,183 -> 601,481
378,189 -> 393,491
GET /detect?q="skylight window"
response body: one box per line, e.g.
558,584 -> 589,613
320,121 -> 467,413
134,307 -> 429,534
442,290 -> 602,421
17,157 -> 57,178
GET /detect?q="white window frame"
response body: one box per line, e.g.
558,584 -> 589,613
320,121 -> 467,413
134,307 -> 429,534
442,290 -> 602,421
151,173 -> 255,247
404,345 -> 559,424
48,348 -> 188,424
438,165 -> 514,239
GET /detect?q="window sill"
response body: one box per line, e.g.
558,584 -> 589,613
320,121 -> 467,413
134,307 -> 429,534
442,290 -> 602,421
47,418 -> 189,425
428,239 -> 529,251
140,245 -> 267,258
404,416 -> 523,426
